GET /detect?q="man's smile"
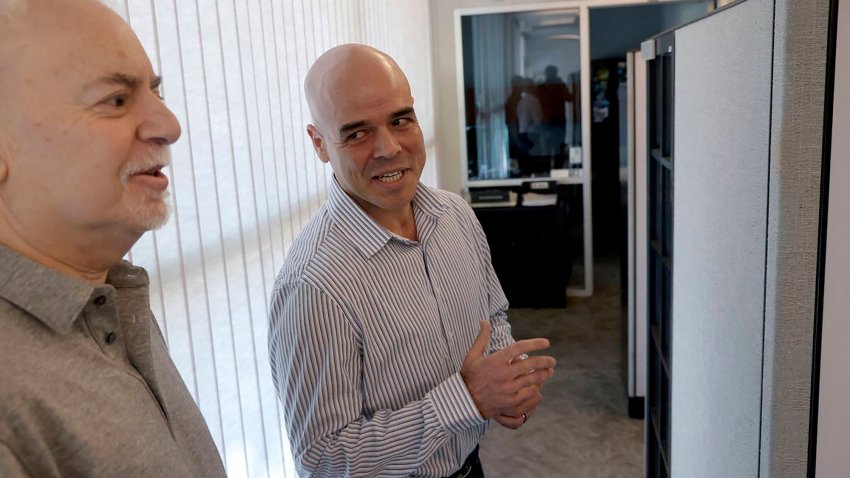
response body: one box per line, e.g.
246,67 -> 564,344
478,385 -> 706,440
374,169 -> 405,183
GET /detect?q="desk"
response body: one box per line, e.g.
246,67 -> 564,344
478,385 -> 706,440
466,172 -> 592,297
473,200 -> 571,308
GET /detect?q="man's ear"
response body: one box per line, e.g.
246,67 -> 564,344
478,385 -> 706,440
306,124 -> 330,164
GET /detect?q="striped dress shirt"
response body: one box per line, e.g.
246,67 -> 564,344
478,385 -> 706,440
269,179 -> 515,478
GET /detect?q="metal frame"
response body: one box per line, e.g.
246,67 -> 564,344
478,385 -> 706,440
627,48 -> 649,403
634,47 -> 649,400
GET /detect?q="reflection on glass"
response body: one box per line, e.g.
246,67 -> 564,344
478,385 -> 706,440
462,9 -> 581,181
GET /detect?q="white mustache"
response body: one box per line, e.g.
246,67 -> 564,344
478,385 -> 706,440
120,148 -> 172,186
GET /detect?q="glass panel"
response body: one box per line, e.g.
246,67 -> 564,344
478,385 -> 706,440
461,9 -> 582,181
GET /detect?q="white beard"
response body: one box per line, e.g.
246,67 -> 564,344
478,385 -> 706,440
119,147 -> 172,231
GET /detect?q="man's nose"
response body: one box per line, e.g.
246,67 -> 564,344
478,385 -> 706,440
372,127 -> 401,159
137,95 -> 182,146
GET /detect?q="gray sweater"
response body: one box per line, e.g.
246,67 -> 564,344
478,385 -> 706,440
0,245 -> 226,477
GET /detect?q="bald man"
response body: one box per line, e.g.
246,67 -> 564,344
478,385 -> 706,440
269,44 -> 557,478
0,1 -> 225,476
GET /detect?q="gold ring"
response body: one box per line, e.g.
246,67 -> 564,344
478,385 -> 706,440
521,413 -> 528,424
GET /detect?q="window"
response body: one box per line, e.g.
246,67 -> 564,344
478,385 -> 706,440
461,9 -> 582,181
113,1 -> 436,476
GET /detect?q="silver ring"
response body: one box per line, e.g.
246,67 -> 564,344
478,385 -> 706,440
521,413 -> 528,424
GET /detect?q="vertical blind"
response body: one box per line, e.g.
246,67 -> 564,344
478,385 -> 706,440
110,1 -> 437,476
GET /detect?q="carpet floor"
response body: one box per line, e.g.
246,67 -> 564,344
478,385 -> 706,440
479,259 -> 644,478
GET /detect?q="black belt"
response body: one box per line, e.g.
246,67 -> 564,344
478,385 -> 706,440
443,446 -> 481,478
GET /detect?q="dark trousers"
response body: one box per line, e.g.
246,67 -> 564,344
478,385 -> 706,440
442,446 -> 483,478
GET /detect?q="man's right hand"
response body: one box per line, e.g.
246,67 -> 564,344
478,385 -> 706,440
459,321 -> 556,423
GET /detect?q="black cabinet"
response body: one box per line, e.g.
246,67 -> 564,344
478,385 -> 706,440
473,197 -> 571,308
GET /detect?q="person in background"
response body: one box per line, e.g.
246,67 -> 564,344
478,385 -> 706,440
504,75 -> 525,161
0,0 -> 226,476
269,43 -> 557,478
516,76 -> 544,158
536,65 -> 574,161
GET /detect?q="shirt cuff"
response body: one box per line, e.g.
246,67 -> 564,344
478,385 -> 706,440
429,373 -> 487,434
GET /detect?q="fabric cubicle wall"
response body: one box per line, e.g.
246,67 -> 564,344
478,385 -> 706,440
670,0 -> 830,476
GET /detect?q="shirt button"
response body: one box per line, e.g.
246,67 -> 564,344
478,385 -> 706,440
94,295 -> 107,306
105,332 -> 117,344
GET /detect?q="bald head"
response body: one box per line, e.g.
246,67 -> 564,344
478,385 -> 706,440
1,0 -> 112,23
0,0 -> 24,18
0,0 -> 122,124
305,44 -> 411,132
0,0 -> 109,31
0,0 -> 26,50
0,0 -> 114,64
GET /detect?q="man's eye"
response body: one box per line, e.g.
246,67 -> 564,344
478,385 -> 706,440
347,130 -> 367,142
104,95 -> 128,108
153,89 -> 165,100
393,117 -> 413,127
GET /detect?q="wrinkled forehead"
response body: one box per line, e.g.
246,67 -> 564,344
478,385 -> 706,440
312,59 -> 414,130
50,0 -> 139,46
0,0 -> 151,87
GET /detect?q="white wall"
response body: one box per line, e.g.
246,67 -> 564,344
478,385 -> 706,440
816,1 -> 850,475
589,2 -> 711,60
658,0 -> 712,29
524,35 -> 581,83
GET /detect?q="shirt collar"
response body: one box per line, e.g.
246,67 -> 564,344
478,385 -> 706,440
326,176 -> 448,259
0,245 -> 148,335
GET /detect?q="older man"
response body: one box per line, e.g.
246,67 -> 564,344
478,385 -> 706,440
0,0 -> 226,476
269,44 -> 557,478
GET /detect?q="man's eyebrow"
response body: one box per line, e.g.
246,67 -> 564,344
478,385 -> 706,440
336,107 -> 416,137
87,73 -> 162,90
338,120 -> 368,137
391,107 -> 415,118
